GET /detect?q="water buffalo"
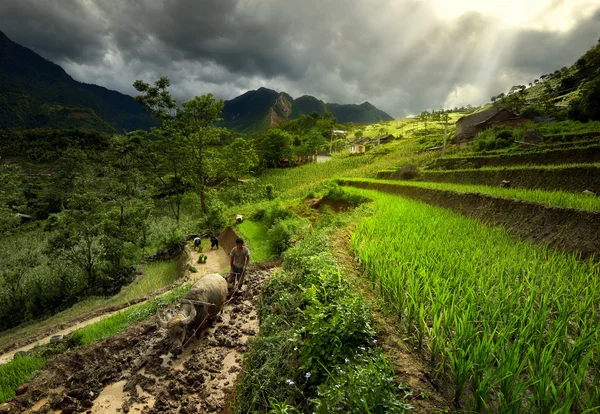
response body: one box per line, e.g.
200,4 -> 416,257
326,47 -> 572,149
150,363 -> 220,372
157,273 -> 228,355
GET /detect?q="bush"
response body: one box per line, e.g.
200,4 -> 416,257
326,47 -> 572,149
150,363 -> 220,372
323,183 -> 367,206
267,218 -> 304,256
264,199 -> 294,227
472,127 -> 516,152
199,190 -> 228,233
313,351 -> 412,413
299,294 -> 376,382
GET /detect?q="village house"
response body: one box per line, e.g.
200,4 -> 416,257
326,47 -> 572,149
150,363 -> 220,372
454,107 -> 530,142
349,137 -> 369,153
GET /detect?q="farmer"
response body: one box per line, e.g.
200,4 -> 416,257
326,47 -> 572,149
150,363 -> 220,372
210,235 -> 219,249
193,236 -> 201,251
230,237 -> 250,286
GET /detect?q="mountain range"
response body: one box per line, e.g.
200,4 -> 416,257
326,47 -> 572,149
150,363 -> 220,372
0,31 -> 393,133
222,88 -> 393,132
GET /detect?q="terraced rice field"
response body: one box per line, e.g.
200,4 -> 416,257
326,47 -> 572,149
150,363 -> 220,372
346,188 -> 600,412
342,178 -> 600,211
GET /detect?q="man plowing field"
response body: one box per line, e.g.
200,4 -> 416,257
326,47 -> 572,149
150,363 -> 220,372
229,237 -> 250,288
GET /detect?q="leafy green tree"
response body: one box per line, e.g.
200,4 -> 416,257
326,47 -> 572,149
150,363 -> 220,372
256,129 -> 295,168
0,165 -> 24,232
569,77 -> 600,121
177,94 -> 225,211
47,192 -> 105,293
134,79 -> 224,215
133,77 -> 177,120
222,137 -> 259,180
302,130 -> 328,155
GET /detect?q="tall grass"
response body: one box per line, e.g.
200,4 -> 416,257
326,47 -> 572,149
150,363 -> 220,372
344,178 -> 600,211
0,355 -> 47,403
348,188 -> 600,411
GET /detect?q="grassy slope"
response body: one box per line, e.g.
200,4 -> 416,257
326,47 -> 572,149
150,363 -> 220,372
236,220 -> 271,263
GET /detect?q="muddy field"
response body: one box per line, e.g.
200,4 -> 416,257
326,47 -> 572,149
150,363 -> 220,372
1,265 -> 273,414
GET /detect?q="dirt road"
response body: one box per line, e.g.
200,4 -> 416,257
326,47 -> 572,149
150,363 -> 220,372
1,262 -> 272,414
0,246 -> 230,366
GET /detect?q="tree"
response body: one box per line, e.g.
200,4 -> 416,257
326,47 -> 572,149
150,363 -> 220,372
176,94 -> 224,211
0,165 -> 24,232
569,77 -> 600,121
256,129 -> 295,168
354,130 -> 363,138
133,77 -> 177,120
222,137 -> 259,180
47,192 -> 105,293
133,78 -> 224,215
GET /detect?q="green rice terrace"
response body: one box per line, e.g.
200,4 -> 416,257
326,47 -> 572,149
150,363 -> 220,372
2,98 -> 600,413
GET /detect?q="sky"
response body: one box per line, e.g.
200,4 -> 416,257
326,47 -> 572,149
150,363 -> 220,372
1,0 -> 600,118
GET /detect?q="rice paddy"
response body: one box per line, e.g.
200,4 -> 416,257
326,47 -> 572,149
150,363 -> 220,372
347,188 -> 600,411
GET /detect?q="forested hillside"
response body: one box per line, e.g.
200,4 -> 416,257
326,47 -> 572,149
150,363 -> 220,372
0,31 -> 155,132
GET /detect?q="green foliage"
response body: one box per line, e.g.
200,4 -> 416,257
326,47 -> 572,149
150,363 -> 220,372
0,354 -> 47,403
472,126 -> 516,152
196,255 -> 207,264
265,184 -> 275,200
349,188 -> 600,411
0,128 -> 111,162
313,351 -> 412,413
235,222 -> 408,413
323,182 -> 368,206
0,165 -> 24,232
199,190 -> 228,233
263,199 -> 294,227
256,129 -> 296,168
299,293 -> 376,382
266,218 -> 305,256
569,77 -> 600,121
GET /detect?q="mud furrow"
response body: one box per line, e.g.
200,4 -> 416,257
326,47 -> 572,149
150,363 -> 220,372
1,266 -> 272,414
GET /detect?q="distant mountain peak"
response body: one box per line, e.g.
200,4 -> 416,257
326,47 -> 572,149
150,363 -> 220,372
359,101 -> 376,110
222,88 -> 393,132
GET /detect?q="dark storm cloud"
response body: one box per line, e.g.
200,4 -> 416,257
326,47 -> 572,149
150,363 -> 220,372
1,0 -> 599,117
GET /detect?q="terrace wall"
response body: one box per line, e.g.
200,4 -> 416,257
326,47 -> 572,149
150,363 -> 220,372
425,145 -> 600,170
417,166 -> 600,193
341,180 -> 600,261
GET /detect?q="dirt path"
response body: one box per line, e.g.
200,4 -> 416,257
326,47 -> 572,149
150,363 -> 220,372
0,246 -> 230,366
1,264 -> 271,414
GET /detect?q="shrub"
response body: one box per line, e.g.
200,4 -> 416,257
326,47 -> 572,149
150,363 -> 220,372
265,184 -> 275,200
199,190 -> 228,233
267,218 -> 304,256
299,294 -> 376,382
264,199 -> 294,227
313,351 -> 413,413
